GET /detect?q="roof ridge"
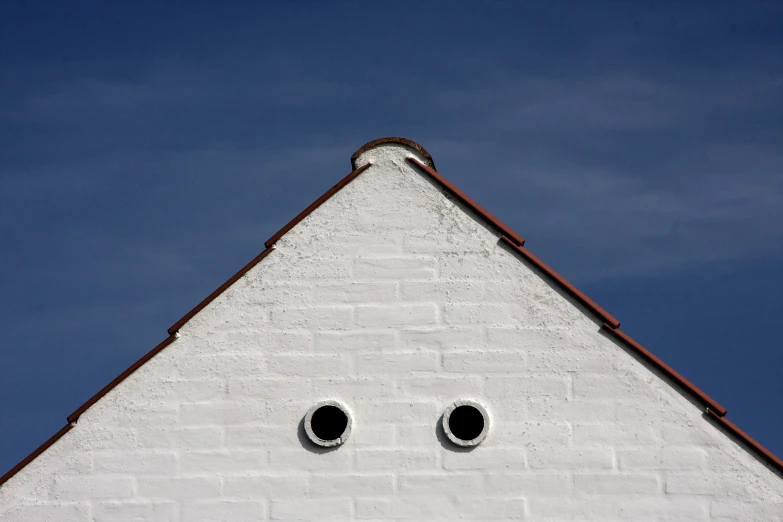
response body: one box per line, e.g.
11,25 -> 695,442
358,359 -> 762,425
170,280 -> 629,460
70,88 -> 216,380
1,137 -> 780,489
351,137 -> 435,170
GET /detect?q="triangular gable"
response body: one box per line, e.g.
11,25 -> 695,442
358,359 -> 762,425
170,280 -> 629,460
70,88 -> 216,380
1,136 -> 780,488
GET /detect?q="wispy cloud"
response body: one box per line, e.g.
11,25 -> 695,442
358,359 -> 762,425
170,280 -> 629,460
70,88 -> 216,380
3,51 -> 782,287
418,59 -> 783,281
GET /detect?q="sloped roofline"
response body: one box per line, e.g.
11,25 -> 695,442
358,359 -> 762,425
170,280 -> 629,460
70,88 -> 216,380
1,136 -> 780,488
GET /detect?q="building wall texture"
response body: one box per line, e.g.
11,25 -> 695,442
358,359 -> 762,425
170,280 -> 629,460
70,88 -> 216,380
1,142 -> 782,521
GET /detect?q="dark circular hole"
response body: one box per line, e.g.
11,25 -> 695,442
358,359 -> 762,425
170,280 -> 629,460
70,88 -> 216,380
310,405 -> 348,441
448,405 -> 485,441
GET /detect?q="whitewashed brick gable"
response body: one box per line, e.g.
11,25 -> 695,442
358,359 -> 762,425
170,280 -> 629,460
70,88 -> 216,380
1,140 -> 781,520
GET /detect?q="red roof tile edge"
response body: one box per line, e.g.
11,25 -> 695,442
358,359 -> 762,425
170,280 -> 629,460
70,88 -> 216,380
2,136 -> 781,488
707,408 -> 783,473
168,247 -> 277,334
264,163 -> 372,248
407,158 -> 526,246
66,335 -> 179,423
602,324 -> 727,416
0,422 -> 75,487
500,235 -> 619,327
351,137 -> 435,170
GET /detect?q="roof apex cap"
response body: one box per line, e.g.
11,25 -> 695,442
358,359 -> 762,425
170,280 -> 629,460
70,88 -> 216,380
351,137 -> 436,170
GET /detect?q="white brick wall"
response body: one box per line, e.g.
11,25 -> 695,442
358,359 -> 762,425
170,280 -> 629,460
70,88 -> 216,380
2,142 -> 782,520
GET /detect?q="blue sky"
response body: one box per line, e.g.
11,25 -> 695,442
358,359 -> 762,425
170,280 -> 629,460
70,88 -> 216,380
1,1 -> 782,472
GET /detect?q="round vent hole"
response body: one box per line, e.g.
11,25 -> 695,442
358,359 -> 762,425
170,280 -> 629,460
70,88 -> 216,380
443,400 -> 489,447
448,405 -> 485,441
310,405 -> 348,441
304,401 -> 352,447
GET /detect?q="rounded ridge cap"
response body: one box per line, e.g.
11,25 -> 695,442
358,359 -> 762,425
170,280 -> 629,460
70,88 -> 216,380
350,137 -> 435,170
